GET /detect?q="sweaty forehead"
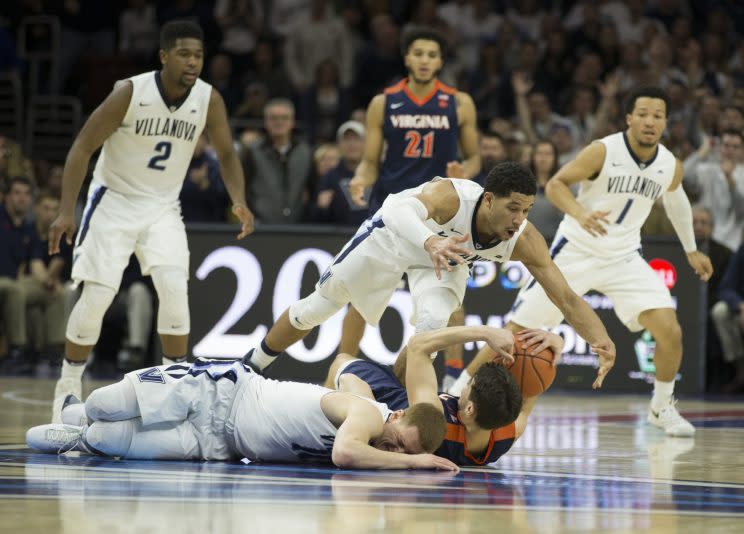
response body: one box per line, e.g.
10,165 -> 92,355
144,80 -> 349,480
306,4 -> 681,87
505,192 -> 535,206
172,38 -> 204,52
633,97 -> 666,114
410,39 -> 441,54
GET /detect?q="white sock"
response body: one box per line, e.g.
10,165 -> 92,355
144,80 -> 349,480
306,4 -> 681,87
249,340 -> 280,370
448,369 -> 471,396
651,379 -> 675,410
61,359 -> 86,380
162,356 -> 188,366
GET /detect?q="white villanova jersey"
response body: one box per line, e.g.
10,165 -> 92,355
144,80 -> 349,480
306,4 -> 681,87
375,178 -> 527,268
556,132 -> 676,257
230,374 -> 392,463
93,71 -> 212,201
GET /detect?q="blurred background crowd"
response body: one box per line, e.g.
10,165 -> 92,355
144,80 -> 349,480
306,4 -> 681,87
0,0 -> 743,393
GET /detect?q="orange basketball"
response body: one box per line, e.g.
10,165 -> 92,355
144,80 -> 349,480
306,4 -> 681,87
504,336 -> 557,397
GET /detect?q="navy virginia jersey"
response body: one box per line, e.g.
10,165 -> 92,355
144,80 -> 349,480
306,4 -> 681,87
338,360 -> 515,466
368,78 -> 459,212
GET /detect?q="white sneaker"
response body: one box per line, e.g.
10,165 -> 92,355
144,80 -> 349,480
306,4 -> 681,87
647,399 -> 695,437
61,395 -> 87,426
26,424 -> 88,454
52,376 -> 82,424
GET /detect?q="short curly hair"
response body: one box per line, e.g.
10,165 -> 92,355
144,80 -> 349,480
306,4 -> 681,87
483,161 -> 537,198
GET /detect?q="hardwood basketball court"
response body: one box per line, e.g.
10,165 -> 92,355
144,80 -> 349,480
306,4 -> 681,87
2,377 -> 742,533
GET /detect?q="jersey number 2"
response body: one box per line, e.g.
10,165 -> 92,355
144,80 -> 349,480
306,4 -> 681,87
403,131 -> 434,158
148,141 -> 172,171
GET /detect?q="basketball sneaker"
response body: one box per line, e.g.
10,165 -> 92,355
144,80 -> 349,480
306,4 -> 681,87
52,376 -> 82,424
61,395 -> 88,426
647,399 -> 695,437
26,424 -> 91,454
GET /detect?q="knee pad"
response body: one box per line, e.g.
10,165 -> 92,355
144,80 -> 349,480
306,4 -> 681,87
288,291 -> 343,330
413,289 -> 459,333
65,282 -> 117,345
85,420 -> 135,457
151,266 -> 189,335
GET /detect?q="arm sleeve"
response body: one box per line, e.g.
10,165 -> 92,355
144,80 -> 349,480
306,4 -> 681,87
661,186 -> 696,253
381,196 -> 436,250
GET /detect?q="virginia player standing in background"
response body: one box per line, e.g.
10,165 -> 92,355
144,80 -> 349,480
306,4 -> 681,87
344,29 -> 480,378
47,21 -> 254,423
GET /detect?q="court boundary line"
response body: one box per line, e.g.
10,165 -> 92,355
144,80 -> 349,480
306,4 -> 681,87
0,493 -> 741,517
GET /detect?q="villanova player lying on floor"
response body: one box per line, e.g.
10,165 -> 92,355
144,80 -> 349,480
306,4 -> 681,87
27,358 -> 458,471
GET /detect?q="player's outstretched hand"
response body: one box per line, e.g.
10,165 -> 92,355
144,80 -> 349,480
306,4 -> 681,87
232,204 -> 255,239
578,210 -> 611,237
48,213 -> 76,255
517,329 -> 565,366
408,453 -> 460,472
483,328 -> 515,365
446,161 -> 465,178
424,234 -> 472,280
590,340 -> 616,389
349,176 -> 369,207
686,250 -> 713,282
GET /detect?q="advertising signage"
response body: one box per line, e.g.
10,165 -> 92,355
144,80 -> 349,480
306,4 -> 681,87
187,225 -> 706,394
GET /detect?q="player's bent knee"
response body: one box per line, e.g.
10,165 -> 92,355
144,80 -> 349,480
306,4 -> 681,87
289,291 -> 343,330
85,420 -> 134,457
414,306 -> 454,333
151,267 -> 190,335
85,380 -> 138,421
65,282 -> 117,345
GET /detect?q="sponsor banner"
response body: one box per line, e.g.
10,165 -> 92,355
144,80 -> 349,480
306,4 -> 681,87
188,227 -> 705,393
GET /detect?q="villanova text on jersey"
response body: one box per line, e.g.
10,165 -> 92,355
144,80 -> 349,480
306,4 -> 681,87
370,79 -> 459,211
606,174 -> 664,200
134,117 -> 198,142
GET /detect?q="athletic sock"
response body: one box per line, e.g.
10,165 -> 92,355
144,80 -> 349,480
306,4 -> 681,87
651,379 -> 675,411
60,358 -> 86,381
250,339 -> 281,371
162,356 -> 188,366
447,369 -> 472,396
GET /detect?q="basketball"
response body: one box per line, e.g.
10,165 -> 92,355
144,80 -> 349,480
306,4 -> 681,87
504,336 -> 557,397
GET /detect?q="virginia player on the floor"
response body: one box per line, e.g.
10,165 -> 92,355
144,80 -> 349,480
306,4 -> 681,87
325,326 -> 567,466
340,28 -> 480,364
47,21 -> 254,423
507,86 -> 713,437
247,162 -> 616,389
27,358 -> 457,471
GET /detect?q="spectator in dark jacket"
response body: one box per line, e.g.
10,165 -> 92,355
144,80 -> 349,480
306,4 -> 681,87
711,241 -> 744,393
311,121 -> 367,227
180,134 -> 228,222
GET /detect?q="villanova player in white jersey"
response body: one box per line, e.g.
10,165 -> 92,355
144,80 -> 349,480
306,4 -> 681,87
248,162 -> 616,388
47,21 -> 255,423
509,87 -> 713,437
26,359 -> 457,471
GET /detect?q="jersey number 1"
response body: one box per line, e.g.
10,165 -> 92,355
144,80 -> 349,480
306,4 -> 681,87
148,141 -> 172,171
403,131 -> 434,158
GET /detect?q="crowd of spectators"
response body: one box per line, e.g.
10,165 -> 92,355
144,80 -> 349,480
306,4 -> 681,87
1,0 -> 743,391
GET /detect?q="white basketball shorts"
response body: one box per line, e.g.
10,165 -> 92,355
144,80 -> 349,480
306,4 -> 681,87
72,183 -> 189,289
510,237 -> 675,332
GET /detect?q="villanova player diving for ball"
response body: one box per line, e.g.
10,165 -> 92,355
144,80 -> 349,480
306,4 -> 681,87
47,21 -> 255,423
506,86 -> 713,437
247,160 -> 616,390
